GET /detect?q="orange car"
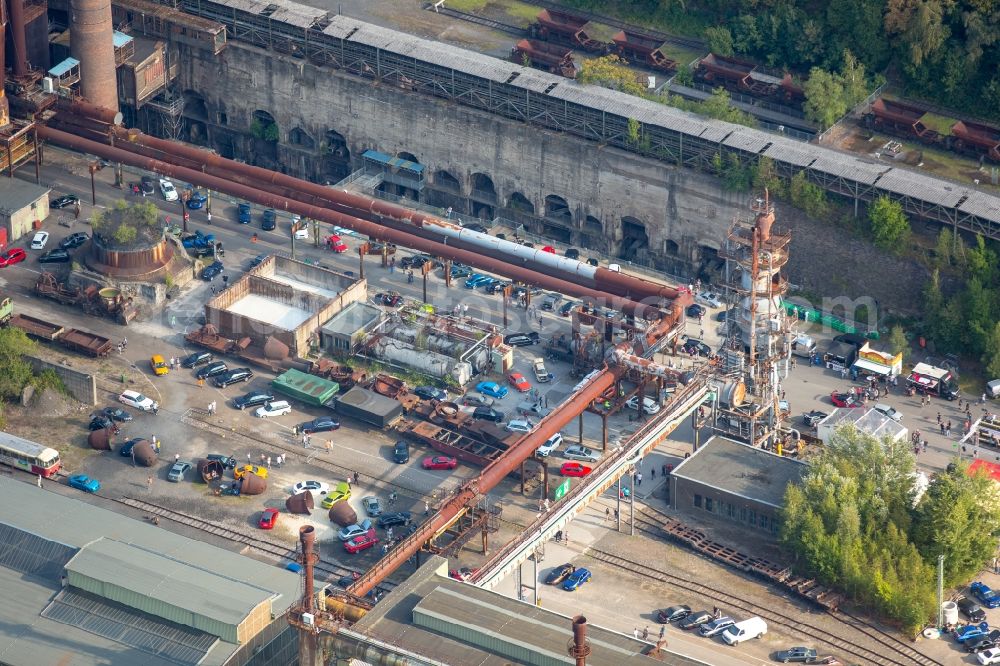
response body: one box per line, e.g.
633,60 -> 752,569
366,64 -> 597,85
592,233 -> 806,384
507,372 -> 531,392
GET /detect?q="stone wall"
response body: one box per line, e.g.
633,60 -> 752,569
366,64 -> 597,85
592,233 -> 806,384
25,355 -> 98,406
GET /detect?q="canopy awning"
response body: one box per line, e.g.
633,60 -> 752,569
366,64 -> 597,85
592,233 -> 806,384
853,358 -> 892,376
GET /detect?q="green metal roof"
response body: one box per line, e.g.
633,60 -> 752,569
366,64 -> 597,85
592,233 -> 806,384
272,368 -> 339,406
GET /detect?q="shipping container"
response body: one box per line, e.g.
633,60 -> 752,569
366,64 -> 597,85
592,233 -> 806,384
334,387 -> 403,428
271,368 -> 339,406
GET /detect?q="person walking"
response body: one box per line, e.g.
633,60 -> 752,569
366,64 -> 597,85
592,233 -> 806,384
424,501 -> 430,516
174,453 -> 180,463
266,456 -> 272,468
605,507 -> 611,522
36,474 -> 42,488
147,476 -> 153,490
633,628 -> 639,639
197,377 -> 205,388
642,627 -> 649,641
353,471 -> 360,484
260,453 -> 266,465
247,452 -> 252,463
276,454 -> 283,468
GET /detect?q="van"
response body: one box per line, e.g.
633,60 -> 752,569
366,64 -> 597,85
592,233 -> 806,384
790,334 -> 816,358
721,617 -> 767,645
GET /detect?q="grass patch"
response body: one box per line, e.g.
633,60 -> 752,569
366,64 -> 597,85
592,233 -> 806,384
919,111 -> 956,137
446,0 -> 488,11
582,21 -> 618,44
502,0 -> 539,24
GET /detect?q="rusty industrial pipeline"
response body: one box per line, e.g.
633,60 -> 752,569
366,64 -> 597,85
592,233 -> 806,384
300,525 -> 317,614
7,0 -> 27,77
570,616 -> 591,666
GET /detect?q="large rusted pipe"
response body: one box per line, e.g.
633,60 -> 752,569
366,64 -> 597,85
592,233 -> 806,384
100,123 -> 685,303
39,126 -> 662,318
300,525 -> 316,614
8,0 -> 27,77
58,98 -> 123,126
69,0 -> 119,110
571,616 -> 590,666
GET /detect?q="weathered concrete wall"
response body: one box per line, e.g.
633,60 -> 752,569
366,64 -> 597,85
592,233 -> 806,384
176,41 -> 746,268
25,355 -> 98,406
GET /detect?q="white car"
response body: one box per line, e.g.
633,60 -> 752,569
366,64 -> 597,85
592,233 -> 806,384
536,432 -> 563,457
255,400 -> 292,418
30,231 -> 49,249
118,389 -> 158,412
362,496 -> 382,516
291,480 -> 329,496
873,403 -> 903,422
696,291 -> 723,308
625,395 -> 661,414
564,445 -> 600,462
979,648 -> 1000,665
159,179 -> 178,201
337,518 -> 373,541
505,419 -> 534,433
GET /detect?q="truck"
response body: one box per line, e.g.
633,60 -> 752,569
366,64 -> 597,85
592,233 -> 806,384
532,357 -> 551,383
907,362 -> 959,400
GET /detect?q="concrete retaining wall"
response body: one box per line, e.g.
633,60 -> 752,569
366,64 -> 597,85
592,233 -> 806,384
25,354 -> 98,406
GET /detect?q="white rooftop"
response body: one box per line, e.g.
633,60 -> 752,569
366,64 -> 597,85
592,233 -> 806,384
226,293 -> 312,329
266,273 -> 339,299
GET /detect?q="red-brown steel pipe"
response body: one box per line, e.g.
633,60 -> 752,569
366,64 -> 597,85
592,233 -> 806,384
57,98 -> 124,126
8,0 -> 27,76
100,124 -> 684,303
348,366 -> 618,597
39,126 -> 661,318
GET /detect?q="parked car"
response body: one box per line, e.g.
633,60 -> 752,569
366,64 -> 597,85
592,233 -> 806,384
696,291 -> 723,308
159,179 -> 178,201
262,209 -> 277,230
656,605 -> 691,623
38,249 -> 70,264
564,247 -> 580,259
255,400 -> 292,418
721,617 -> 767,645
88,415 -> 116,431
686,303 -> 706,318
60,232 -> 89,249
139,175 -> 156,195
248,253 -> 268,269
462,393 -> 494,408
960,596 -> 989,623
802,410 -> 828,427
51,194 -> 80,209
378,511 -> 412,528
344,530 -> 378,554
540,292 -> 563,310
0,247 -> 26,267
182,230 -> 215,249
968,630 -> 1000,653
715,308 -> 737,322
503,332 -> 540,347
544,563 -> 575,585
449,566 -> 478,581
393,440 -> 410,463
536,432 -> 563,457
678,611 -> 713,630
233,390 -> 273,410
196,361 -> 228,379
201,260 -> 224,280
507,372 -> 531,392
297,416 -> 340,434
361,496 -> 382,517
563,445 -> 600,462
320,482 -> 352,507
450,263 -> 473,278
150,354 -> 170,376
973,582 -> 1000,608
625,395 -> 661,414
100,407 -> 133,422
775,646 -> 818,663
119,389 -> 158,412
326,234 -> 348,252
180,351 -> 212,368
562,568 -> 592,591
413,385 -> 448,401
401,254 -> 435,269
505,419 -> 534,433
681,338 -> 712,357
422,455 -> 457,470
957,622 -> 992,643
207,454 -> 237,469
120,438 -> 143,457
373,292 -> 403,307
167,461 -> 192,482
979,648 -> 1000,665
560,462 -> 592,477
559,301 -> 576,316
258,508 -> 279,530
476,381 -> 509,399
234,464 -> 268,480
338,518 -> 374,541
68,474 -> 100,493
829,391 -> 861,408
238,202 -> 251,223
464,273 -> 493,288
187,190 -> 208,209
213,368 -> 254,387
291,480 -> 330,496
472,406 -> 505,422
699,616 -> 735,637
872,403 -> 903,422
485,281 -> 510,295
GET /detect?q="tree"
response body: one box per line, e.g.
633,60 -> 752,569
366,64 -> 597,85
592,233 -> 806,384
868,196 -> 910,251
962,277 -> 996,356
752,155 -> 784,198
698,87 -> 757,126
885,0 -> 950,68
704,26 -> 734,56
578,55 -> 647,96
965,235 -> 998,285
803,67 -> 847,128
887,325 -> 910,363
789,171 -> 828,218
983,322 -> 1000,379
113,224 -> 137,245
933,228 -> 953,269
839,50 -> 869,107
0,328 -> 35,400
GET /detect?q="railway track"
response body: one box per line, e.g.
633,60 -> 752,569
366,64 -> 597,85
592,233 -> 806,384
431,5 -> 525,37
116,496 -> 396,590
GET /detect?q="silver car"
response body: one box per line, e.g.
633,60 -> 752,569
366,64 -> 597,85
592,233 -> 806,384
563,445 -> 600,462
167,461 -> 191,482
362,496 -> 382,517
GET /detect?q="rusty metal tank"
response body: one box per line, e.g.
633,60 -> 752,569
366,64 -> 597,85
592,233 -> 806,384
328,502 -> 357,527
197,459 -> 223,482
240,473 -> 266,495
286,490 -> 315,514
86,234 -> 174,278
263,336 -> 290,360
88,428 -> 112,450
132,439 -> 157,466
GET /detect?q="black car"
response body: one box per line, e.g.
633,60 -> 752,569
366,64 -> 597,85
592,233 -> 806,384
802,410 -> 828,427
656,605 -> 691,623
959,596 -> 988,623
564,248 -> 580,260
393,440 -> 409,464
503,331 -> 540,347
201,261 -> 224,280
511,286 -> 541,299
60,232 -> 89,249
196,360 -> 228,380
248,253 -> 269,269
207,453 -> 237,469
180,351 -> 213,368
775,647 -> 818,663
833,333 -> 868,348
378,511 -> 412,528
413,385 -> 448,401
88,415 -> 116,431
681,339 -> 711,357
51,194 -> 80,209
298,416 -> 340,434
262,209 -> 276,230
544,563 -> 575,585
686,303 -> 706,318
100,407 -> 134,422
213,367 -> 254,387
677,610 -> 713,630
966,629 -> 1000,653
400,254 -> 434,269
485,281 -> 510,295
120,438 -> 143,456
559,301 -> 576,316
472,406 -> 505,422
450,264 -> 473,279
233,390 -> 273,410
139,176 -> 156,196
38,249 -> 71,264
189,246 -> 214,258
586,257 -> 599,266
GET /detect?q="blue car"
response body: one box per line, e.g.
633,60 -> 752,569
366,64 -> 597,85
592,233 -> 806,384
562,568 -> 592,591
68,474 -> 100,493
238,203 -> 251,223
201,261 -> 224,280
187,190 -> 208,209
262,209 -> 277,231
476,381 -> 509,399
450,264 -> 472,278
465,274 -> 492,288
182,230 -> 216,249
972,582 -> 1000,609
956,622 -> 991,643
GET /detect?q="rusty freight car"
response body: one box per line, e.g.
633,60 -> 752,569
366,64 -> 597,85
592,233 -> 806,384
510,39 -> 576,78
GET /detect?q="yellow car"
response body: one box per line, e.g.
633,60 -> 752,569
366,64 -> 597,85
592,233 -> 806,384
234,464 -> 268,480
150,354 -> 170,376
320,481 -> 351,508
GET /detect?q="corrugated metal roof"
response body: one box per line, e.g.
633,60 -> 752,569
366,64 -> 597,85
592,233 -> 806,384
0,523 -> 76,579
48,57 -> 79,77
112,31 -> 133,48
515,68 -> 559,93
268,7 -> 323,28
763,137 -> 816,167
959,190 -> 1000,222
211,0 -> 270,13
723,128 -> 772,153
66,539 -> 274,628
875,168 -> 967,207
698,120 -> 732,143
809,154 -> 888,185
321,13 -> 361,39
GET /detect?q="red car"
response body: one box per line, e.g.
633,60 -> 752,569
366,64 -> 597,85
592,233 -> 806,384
344,529 -> 379,554
507,372 -> 531,392
830,391 -> 861,408
422,455 -> 458,470
449,567 -> 478,581
326,235 -> 348,253
0,247 -> 26,267
561,462 -> 592,477
258,507 -> 279,530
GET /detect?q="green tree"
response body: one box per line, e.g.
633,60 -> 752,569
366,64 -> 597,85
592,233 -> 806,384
965,235 -> 998,285
789,171 -> 828,218
933,228 -> 953,270
839,49 -> 869,107
626,117 -> 641,146
887,325 -> 910,363
113,224 -> 137,245
704,26 -> 734,56
578,55 -> 647,96
983,322 -> 1000,378
885,0 -> 950,68
752,155 -> 784,198
673,65 -> 694,86
962,277 -> 996,356
867,196 -> 910,251
0,328 -> 35,400
803,67 -> 847,128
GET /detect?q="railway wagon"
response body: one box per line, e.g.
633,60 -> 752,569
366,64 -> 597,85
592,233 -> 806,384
952,120 -> 1000,162
696,53 -> 805,104
59,328 -> 113,357
10,313 -> 65,341
530,8 -> 608,53
0,430 -> 61,477
612,30 -> 677,73
510,39 -> 576,78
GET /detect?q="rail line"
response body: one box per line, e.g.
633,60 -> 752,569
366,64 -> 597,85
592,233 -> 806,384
430,5 -> 525,37
116,496 -> 397,590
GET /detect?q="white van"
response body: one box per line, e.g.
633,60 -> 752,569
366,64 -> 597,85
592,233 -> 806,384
721,616 -> 767,645
791,334 -> 816,358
